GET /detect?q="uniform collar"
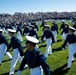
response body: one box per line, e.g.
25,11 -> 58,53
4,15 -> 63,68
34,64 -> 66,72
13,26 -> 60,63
30,48 -> 37,54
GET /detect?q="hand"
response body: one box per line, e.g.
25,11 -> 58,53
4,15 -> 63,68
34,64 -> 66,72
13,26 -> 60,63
62,48 -> 64,50
17,70 -> 21,75
40,40 -> 42,43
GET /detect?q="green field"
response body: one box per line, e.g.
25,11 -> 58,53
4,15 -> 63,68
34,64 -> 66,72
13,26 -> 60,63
0,21 -> 76,75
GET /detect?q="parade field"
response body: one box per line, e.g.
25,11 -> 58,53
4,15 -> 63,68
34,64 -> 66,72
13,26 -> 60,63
0,21 -> 76,75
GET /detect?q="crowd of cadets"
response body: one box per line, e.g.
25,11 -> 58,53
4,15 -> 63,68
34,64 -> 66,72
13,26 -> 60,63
0,20 -> 76,75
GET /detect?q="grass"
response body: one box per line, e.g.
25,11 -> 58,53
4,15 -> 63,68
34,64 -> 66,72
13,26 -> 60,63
0,20 -> 76,75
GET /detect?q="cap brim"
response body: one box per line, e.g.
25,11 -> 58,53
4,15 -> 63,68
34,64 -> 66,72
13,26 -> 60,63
8,29 -> 16,33
44,25 -> 50,28
0,29 -> 3,32
26,36 -> 39,44
69,26 -> 76,32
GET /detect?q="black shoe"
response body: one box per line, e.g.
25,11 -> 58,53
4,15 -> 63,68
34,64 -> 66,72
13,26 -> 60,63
67,68 -> 71,70
72,60 -> 74,63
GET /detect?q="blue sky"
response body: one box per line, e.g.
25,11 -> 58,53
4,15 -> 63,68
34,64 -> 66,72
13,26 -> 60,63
0,0 -> 76,14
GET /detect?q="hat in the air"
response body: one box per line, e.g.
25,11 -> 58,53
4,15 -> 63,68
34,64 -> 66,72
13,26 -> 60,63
26,36 -> 39,44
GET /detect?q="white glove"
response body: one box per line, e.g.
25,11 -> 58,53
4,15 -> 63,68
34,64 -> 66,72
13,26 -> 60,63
24,44 -> 26,47
24,64 -> 28,69
40,40 -> 42,43
17,70 -> 21,75
62,48 -> 64,50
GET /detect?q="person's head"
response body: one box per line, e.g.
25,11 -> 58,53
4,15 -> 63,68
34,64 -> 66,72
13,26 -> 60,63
16,22 -> 20,26
65,23 -> 69,28
0,29 -> 3,34
8,29 -> 16,37
52,23 -> 55,26
29,25 -> 35,30
69,26 -> 75,34
44,25 -> 50,31
25,36 -> 39,51
62,21 -> 65,24
24,23 -> 27,27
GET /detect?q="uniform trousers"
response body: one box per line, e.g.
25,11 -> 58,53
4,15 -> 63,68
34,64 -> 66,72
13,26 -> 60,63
17,31 -> 23,42
30,66 -> 43,75
52,31 -> 57,42
62,33 -> 68,40
0,43 -> 12,63
45,38 -> 52,57
67,44 -> 76,68
9,48 -> 23,75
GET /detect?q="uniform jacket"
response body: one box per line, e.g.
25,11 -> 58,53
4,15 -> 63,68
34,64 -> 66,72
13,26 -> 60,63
19,48 -> 51,75
7,36 -> 24,56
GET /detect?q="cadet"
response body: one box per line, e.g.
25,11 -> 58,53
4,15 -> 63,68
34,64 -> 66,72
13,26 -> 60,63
73,21 -> 76,29
16,23 -> 23,42
73,21 -> 76,35
41,25 -> 55,57
28,25 -> 39,49
60,21 -> 65,31
17,36 -> 51,75
28,25 -> 39,39
33,22 -> 39,32
22,23 -> 29,36
0,29 -> 12,65
51,22 -> 58,42
7,29 -> 24,75
40,20 -> 47,35
62,26 -> 76,69
61,23 -> 69,40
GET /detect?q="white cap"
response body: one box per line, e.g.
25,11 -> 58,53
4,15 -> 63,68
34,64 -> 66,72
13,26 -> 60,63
0,29 -> 3,32
24,22 -> 27,25
7,29 -> 16,33
69,26 -> 76,31
30,25 -> 35,28
26,36 -> 39,44
62,20 -> 65,22
44,25 -> 50,28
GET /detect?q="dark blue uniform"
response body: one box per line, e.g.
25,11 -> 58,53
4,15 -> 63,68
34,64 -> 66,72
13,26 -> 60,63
19,48 -> 51,75
5,25 -> 10,29
23,27 -> 29,35
55,23 -> 58,31
7,36 -> 24,56
0,34 -> 8,47
41,30 -> 55,43
40,21 -> 45,27
28,30 -> 39,39
51,25 -> 57,31
34,24 -> 39,31
17,26 -> 22,35
62,34 -> 76,48
60,24 -> 65,30
9,25 -> 13,29
61,28 -> 69,35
